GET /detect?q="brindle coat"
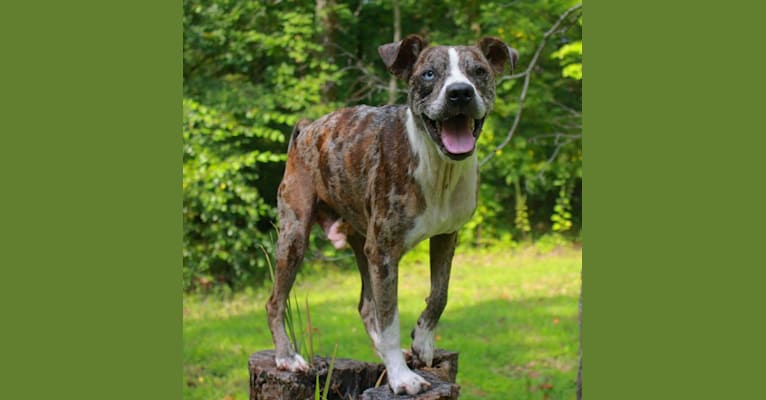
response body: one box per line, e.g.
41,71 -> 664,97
266,34 -> 516,395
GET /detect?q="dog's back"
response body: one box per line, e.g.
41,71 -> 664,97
290,104 -> 422,237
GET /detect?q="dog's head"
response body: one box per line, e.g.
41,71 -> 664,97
379,35 -> 518,160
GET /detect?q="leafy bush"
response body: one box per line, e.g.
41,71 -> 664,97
183,1 -> 340,290
182,99 -> 286,290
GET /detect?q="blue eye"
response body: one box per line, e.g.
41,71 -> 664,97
422,70 -> 435,81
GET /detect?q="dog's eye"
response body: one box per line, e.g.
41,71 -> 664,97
422,70 -> 435,81
474,66 -> 487,77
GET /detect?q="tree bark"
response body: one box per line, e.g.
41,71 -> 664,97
249,349 -> 459,400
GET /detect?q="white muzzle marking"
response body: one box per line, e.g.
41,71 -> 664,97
428,47 -> 486,118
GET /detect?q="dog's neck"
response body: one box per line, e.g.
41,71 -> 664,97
404,108 -> 478,249
405,107 -> 477,188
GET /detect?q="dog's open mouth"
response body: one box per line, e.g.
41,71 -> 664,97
423,114 -> 485,158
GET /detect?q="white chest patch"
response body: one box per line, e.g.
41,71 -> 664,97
404,109 -> 478,249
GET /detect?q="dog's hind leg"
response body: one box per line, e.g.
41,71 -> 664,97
412,232 -> 457,367
347,233 -> 377,340
266,156 -> 315,372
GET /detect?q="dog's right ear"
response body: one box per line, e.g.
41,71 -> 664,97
478,36 -> 519,75
378,34 -> 427,81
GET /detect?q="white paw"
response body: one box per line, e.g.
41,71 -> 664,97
275,354 -> 309,372
412,328 -> 435,367
388,367 -> 431,395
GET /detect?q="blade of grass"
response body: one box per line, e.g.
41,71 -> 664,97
293,292 -> 305,358
287,298 -> 302,357
321,343 -> 339,400
305,296 -> 314,364
374,369 -> 387,388
258,244 -> 275,284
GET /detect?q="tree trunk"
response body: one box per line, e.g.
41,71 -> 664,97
387,0 -> 401,105
316,0 -> 337,103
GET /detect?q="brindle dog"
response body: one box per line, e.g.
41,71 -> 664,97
266,35 -> 517,395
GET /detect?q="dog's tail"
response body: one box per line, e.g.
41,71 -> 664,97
288,118 -> 313,153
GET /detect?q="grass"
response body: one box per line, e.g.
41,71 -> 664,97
183,244 -> 581,400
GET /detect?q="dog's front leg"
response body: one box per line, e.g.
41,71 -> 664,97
364,238 -> 431,395
412,232 -> 457,367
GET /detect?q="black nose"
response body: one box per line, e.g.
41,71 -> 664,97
447,83 -> 474,106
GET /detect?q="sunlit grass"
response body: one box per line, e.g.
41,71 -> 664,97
183,245 -> 581,400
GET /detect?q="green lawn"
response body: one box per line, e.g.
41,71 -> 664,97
183,245 -> 581,400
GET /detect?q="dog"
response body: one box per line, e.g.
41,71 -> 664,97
266,34 -> 517,395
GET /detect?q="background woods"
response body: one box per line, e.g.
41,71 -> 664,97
183,0 -> 583,291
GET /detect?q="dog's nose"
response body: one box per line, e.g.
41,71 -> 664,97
447,83 -> 474,106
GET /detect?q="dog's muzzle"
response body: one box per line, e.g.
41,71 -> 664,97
422,83 -> 485,160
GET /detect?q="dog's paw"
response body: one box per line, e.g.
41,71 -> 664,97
388,368 -> 431,395
412,328 -> 435,367
275,354 -> 309,372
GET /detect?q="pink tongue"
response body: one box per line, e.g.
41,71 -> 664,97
441,116 -> 475,154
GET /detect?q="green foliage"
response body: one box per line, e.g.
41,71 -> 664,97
551,40 -> 583,80
183,98 -> 285,290
183,0 -> 342,290
182,0 -> 583,290
534,233 -> 572,254
551,184 -> 574,233
514,181 -> 532,238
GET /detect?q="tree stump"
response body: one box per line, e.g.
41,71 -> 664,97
249,349 -> 459,400
359,369 -> 460,400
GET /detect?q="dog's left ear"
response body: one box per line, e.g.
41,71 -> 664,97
478,37 -> 519,75
378,34 -> 427,80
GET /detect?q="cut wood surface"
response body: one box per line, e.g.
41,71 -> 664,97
249,349 -> 459,400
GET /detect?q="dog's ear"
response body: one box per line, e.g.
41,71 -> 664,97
478,37 -> 519,75
378,34 -> 427,80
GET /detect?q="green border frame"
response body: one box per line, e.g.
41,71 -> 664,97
2,1 -> 181,399
586,2 -> 766,399
3,1 -> 765,399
